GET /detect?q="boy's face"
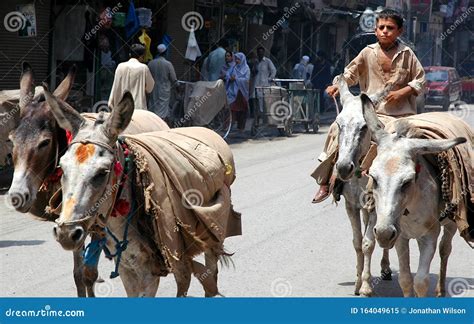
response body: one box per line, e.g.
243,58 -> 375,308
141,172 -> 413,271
375,18 -> 402,46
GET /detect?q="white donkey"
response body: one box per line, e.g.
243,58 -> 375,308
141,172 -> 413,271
331,77 -> 392,296
362,97 -> 466,297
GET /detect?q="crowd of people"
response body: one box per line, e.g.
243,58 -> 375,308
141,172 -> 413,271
107,39 -> 337,132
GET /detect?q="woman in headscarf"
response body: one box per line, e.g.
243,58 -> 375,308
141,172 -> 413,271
225,52 -> 250,132
220,51 -> 235,80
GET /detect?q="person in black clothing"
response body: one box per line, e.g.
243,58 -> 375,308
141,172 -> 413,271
311,51 -> 332,113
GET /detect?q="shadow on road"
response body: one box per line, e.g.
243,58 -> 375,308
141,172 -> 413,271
0,240 -> 46,248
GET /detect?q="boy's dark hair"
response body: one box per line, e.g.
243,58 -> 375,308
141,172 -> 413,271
376,9 -> 404,29
129,43 -> 145,59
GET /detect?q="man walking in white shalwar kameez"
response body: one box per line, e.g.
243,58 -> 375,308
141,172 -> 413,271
148,44 -> 177,123
108,43 -> 154,110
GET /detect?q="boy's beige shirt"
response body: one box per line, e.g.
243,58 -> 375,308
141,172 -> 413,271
339,42 -> 426,116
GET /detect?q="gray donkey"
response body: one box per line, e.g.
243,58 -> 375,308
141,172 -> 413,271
330,76 -> 393,296
362,95 -> 466,297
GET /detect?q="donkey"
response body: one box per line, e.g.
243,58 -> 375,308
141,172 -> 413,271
328,76 -> 394,297
43,87 -> 231,297
362,97 -> 466,297
7,63 -> 168,297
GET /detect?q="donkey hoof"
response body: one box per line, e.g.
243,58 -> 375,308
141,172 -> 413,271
359,284 -> 373,297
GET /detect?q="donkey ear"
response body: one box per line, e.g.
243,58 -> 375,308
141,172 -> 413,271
360,93 -> 388,143
102,92 -> 134,140
337,74 -> 353,106
53,65 -> 76,101
19,62 -> 35,110
409,137 -> 467,156
42,83 -> 85,137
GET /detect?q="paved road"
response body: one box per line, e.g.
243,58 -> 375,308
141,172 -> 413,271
1,106 -> 473,297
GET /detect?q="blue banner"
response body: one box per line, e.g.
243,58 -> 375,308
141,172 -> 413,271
0,298 -> 473,323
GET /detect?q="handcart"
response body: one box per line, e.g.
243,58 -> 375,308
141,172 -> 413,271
252,85 -> 292,136
274,79 -> 320,134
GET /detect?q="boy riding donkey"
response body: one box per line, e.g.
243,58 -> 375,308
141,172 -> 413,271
312,9 -> 426,203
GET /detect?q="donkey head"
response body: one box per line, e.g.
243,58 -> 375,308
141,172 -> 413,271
8,63 -> 75,213
362,102 -> 466,249
334,76 -> 389,180
44,85 -> 134,251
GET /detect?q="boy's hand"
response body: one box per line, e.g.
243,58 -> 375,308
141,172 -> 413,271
386,86 -> 414,103
326,85 -> 339,97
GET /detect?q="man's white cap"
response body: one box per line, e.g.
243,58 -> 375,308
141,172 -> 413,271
302,55 -> 310,63
157,44 -> 167,54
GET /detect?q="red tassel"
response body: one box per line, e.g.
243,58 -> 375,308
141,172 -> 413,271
111,199 -> 130,217
114,161 -> 123,176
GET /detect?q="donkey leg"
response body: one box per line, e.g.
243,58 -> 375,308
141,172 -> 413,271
174,259 -> 192,297
359,209 -> 376,297
395,238 -> 413,297
203,250 -> 220,297
83,265 -> 98,297
381,249 -> 392,280
120,268 -> 141,297
414,235 -> 437,297
72,249 -> 86,297
345,203 -> 364,295
436,222 -> 457,297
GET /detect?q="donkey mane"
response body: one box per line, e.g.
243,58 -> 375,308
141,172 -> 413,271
94,111 -> 107,126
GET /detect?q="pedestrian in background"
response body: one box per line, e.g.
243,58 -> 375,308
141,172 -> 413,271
225,52 -> 250,133
254,46 -> 276,113
147,44 -> 177,124
220,50 -> 235,80
202,39 -> 228,81
108,43 -> 154,110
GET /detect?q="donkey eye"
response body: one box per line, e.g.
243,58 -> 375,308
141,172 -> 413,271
38,139 -> 51,150
401,181 -> 411,192
92,170 -> 109,183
